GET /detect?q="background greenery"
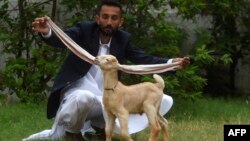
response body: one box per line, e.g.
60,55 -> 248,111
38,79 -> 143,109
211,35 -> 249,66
1,0 -> 249,102
0,0 -> 212,102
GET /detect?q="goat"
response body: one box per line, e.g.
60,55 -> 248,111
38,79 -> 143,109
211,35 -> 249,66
95,55 -> 169,141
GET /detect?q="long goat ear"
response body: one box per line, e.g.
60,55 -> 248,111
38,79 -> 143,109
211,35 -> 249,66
47,19 -> 180,74
118,62 -> 181,75
47,19 -> 96,64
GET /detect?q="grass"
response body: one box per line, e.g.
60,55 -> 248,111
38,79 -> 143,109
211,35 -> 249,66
0,97 -> 249,141
167,98 -> 250,141
0,103 -> 53,141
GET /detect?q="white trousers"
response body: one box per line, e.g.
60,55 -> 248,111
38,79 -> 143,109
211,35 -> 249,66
58,89 -> 173,134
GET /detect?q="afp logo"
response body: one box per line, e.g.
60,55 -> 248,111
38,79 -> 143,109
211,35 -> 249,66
224,125 -> 250,141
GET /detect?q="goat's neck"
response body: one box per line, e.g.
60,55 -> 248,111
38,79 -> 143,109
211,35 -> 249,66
103,70 -> 118,89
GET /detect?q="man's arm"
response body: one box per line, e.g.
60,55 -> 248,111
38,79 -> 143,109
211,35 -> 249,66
32,16 -> 84,49
124,39 -> 190,69
32,16 -> 66,48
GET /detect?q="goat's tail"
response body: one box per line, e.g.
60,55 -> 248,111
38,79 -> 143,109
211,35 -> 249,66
153,74 -> 165,89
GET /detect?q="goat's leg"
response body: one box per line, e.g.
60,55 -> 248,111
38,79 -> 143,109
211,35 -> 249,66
117,108 -> 134,141
156,97 -> 169,141
158,113 -> 169,141
144,104 -> 161,141
105,111 -> 116,141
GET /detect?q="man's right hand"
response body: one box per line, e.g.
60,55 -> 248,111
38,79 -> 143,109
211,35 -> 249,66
172,57 -> 190,69
32,16 -> 50,35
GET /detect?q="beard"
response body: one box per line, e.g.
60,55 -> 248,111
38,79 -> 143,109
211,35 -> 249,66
98,24 -> 118,36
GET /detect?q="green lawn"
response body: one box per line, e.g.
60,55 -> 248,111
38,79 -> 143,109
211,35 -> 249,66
167,98 -> 250,141
0,97 -> 249,141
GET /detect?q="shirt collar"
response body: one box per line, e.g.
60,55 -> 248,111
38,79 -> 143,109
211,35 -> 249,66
99,38 -> 112,48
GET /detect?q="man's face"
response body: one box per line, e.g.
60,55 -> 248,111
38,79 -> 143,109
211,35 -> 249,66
96,5 -> 124,36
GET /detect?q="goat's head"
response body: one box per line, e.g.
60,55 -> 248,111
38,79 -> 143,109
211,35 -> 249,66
95,55 -> 120,71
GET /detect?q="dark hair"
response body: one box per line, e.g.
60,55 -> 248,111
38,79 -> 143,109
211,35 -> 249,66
96,0 -> 123,15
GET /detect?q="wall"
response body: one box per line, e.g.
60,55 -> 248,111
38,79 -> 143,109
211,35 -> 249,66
235,54 -> 250,95
0,44 -> 4,70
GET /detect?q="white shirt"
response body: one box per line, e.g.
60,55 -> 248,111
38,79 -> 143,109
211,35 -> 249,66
87,39 -> 111,92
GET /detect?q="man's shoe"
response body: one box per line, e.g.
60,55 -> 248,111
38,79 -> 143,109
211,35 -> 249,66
84,126 -> 105,141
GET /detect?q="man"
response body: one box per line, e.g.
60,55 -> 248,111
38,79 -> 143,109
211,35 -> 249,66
24,0 -> 190,140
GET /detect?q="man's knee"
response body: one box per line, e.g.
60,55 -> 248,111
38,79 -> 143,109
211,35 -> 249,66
57,90 -> 96,128
159,95 -> 173,115
162,95 -> 173,107
74,90 -> 96,107
165,95 -> 173,107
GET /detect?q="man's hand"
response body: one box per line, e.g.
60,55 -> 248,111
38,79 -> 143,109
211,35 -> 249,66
32,16 -> 50,35
172,57 -> 190,69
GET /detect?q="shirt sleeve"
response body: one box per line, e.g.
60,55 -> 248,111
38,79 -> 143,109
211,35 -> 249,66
41,28 -> 52,38
167,59 -> 173,64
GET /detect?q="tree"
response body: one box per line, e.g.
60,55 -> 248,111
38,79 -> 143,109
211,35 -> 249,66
0,0 -> 66,102
170,0 -> 250,96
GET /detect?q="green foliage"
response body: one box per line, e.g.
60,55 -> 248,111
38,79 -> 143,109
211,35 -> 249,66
60,0 -> 100,24
0,1 -> 66,103
194,45 -> 214,64
0,0 -> 216,103
220,54 -> 233,65
169,0 -> 250,96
